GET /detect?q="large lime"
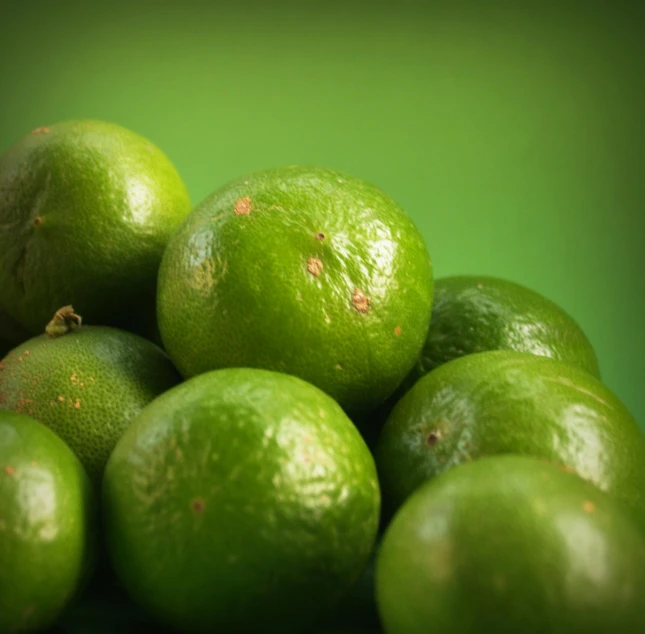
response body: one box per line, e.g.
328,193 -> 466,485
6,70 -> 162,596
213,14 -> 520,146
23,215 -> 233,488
103,368 -> 380,633
377,455 -> 645,634
0,120 -> 191,338
157,166 -> 433,413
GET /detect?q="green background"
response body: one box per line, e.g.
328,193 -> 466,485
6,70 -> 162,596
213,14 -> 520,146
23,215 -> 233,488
1,1 -> 643,428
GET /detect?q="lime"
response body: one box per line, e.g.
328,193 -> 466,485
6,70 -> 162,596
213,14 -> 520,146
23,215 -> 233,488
377,455 -> 645,634
0,120 -> 191,338
103,368 -> 380,633
0,411 -> 96,632
404,275 -> 600,390
375,350 -> 645,526
0,310 -> 181,482
157,166 -> 433,413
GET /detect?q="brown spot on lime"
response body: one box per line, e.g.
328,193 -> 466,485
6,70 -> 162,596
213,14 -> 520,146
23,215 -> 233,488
57,396 -> 64,403
352,288 -> 370,313
33,216 -> 42,227
476,284 -> 483,289
315,232 -> 326,240
234,196 -> 252,216
73,398 -> 81,409
191,498 -> 205,513
307,257 -> 323,277
394,326 -> 402,336
18,357 -> 23,363
582,500 -> 596,514
3,466 -> 15,476
31,126 -> 50,135
335,363 -> 343,370
426,430 -> 441,446
23,351 -> 30,356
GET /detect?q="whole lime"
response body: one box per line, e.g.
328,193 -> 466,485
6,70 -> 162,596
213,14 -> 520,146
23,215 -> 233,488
157,166 -> 433,413
0,120 -> 191,338
103,368 -> 381,634
0,411 -> 96,632
377,455 -> 645,634
403,275 -> 600,391
375,350 -> 645,526
0,312 -> 181,482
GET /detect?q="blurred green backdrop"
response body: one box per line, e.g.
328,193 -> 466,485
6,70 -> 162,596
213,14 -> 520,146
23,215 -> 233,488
1,1 -> 643,427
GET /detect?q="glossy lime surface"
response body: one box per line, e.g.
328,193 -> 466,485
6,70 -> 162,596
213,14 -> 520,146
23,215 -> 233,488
0,411 -> 96,632
376,350 -> 645,525
403,275 -> 600,391
0,119 -> 191,337
158,166 -> 433,413
377,455 -> 645,634
104,368 -> 380,634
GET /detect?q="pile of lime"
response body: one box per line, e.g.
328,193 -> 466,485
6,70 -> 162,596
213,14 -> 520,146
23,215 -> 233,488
1,120 -> 644,634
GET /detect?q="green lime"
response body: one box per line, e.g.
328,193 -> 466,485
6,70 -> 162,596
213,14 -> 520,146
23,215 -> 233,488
157,166 -> 433,413
376,455 -> 645,634
0,309 -> 181,482
402,275 -> 600,391
0,411 -> 96,632
103,368 -> 380,634
0,120 -> 191,339
375,350 -> 645,526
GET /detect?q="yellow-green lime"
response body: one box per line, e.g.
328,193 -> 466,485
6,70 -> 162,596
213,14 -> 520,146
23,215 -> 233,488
103,368 -> 381,634
0,312 -> 181,483
157,166 -> 433,414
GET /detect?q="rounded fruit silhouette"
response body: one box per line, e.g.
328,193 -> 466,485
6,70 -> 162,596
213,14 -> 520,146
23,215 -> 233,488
376,455 -> 645,634
0,119 -> 191,338
157,165 -> 433,414
0,310 -> 181,483
375,350 -> 645,526
103,368 -> 381,634
403,275 -> 600,391
0,411 -> 96,633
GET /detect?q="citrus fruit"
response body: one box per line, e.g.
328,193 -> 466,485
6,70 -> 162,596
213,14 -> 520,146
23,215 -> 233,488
0,119 -> 191,338
157,165 -> 433,413
376,455 -> 645,634
402,275 -> 600,392
103,368 -> 381,634
0,310 -> 181,482
0,411 -> 96,632
375,350 -> 645,526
